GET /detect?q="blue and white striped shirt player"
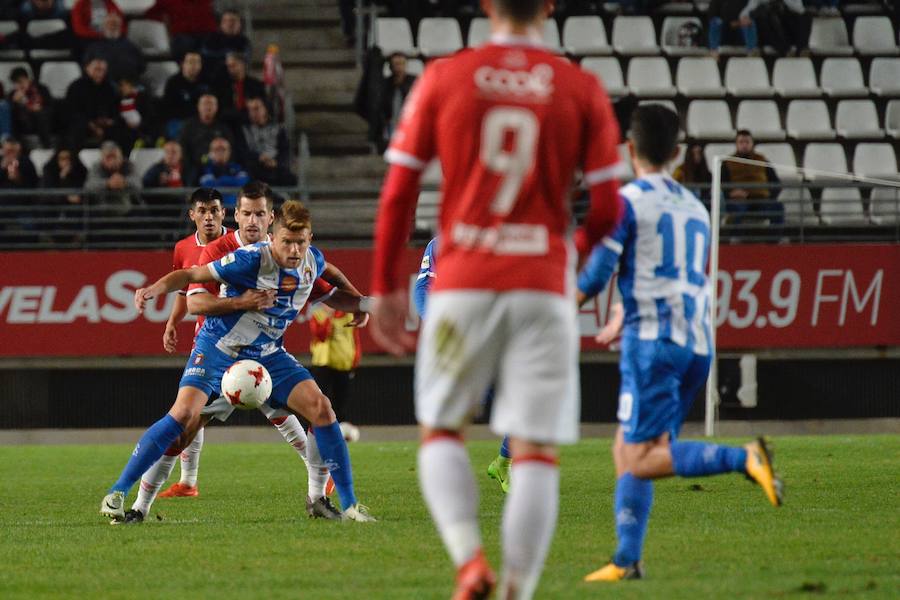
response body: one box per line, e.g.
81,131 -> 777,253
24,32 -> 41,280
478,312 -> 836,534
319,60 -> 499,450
198,241 -> 325,358
578,173 -> 712,356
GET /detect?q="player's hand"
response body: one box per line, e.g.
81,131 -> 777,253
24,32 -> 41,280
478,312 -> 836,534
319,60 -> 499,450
595,303 -> 624,345
134,283 -> 165,313
236,289 -> 276,311
163,322 -> 178,353
347,312 -> 369,328
370,290 -> 415,357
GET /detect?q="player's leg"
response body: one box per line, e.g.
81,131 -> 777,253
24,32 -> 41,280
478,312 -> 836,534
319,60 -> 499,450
416,291 -> 504,598
484,385 -> 512,493
158,427 -> 205,498
494,292 -> 579,600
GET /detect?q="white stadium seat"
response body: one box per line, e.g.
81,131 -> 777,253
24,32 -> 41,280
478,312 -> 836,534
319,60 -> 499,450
141,61 -> 178,97
612,16 -> 659,55
26,19 -> 71,59
581,57 -> 628,97
421,159 -> 442,186
819,58 -> 867,98
562,16 -> 611,55
786,100 -> 835,140
755,143 -> 798,178
803,143 -> 848,179
754,143 -> 811,223
702,142 -> 736,171
627,57 -> 676,96
736,101 -> 784,141
869,58 -> 900,97
542,20 -> 562,53
116,0 -> 155,16
29,148 -> 54,177
418,18 -> 463,58
376,18 -> 416,55
415,191 -> 440,233
129,148 -> 165,178
127,19 -> 170,58
887,100 -> 900,139
772,58 -> 821,97
78,148 -> 101,169
852,16 -> 899,56
617,143 -> 635,178
852,143 -> 898,176
38,61 -> 81,99
809,17 -> 854,56
819,187 -> 867,225
660,17 -> 706,56
467,18 -> 490,47
686,100 -> 734,140
676,57 -> 725,96
724,57 -> 773,97
835,100 -> 884,139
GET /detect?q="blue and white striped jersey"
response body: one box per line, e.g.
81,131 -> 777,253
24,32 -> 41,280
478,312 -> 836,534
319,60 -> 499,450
414,237 -> 438,319
197,242 -> 326,358
578,173 -> 712,355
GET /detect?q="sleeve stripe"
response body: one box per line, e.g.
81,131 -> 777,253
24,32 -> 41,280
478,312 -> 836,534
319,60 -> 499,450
186,288 -> 209,296
208,262 -> 225,284
602,237 -> 624,255
585,162 -> 629,186
385,148 -> 427,171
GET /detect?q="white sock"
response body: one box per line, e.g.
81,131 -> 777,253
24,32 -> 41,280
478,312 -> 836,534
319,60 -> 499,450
305,427 -> 330,501
271,415 -> 309,463
178,427 -> 204,487
132,454 -> 178,515
499,460 -> 560,600
418,438 -> 482,567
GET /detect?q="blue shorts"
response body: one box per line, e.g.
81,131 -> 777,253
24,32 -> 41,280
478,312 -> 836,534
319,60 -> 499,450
617,335 -> 711,444
179,340 -> 313,410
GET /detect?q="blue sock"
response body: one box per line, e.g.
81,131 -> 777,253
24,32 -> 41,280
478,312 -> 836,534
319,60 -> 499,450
670,440 -> 747,477
110,414 -> 184,494
499,435 -> 511,459
612,473 -> 654,567
314,422 -> 357,509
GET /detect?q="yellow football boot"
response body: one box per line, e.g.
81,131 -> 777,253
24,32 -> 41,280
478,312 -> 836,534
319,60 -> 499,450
584,561 -> 643,582
745,437 -> 784,507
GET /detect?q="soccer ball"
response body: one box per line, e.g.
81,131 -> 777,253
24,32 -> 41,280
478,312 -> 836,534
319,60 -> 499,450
340,421 -> 361,443
221,360 -> 272,410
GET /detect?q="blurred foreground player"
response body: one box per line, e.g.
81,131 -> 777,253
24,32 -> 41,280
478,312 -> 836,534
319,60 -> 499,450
576,105 -> 783,582
369,0 -> 626,596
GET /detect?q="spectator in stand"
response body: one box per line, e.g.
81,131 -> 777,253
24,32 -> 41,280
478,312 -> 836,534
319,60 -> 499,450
241,96 -> 295,186
673,143 -> 712,204
42,147 -> 87,203
309,304 -> 361,419
178,93 -> 234,185
65,57 -> 118,149
84,139 -> 141,215
142,139 -> 183,188
201,9 -> 251,77
213,52 -> 264,129
381,52 -> 416,142
0,135 -> 38,189
0,83 -> 11,140
808,0 -> 839,16
20,0 -> 74,53
144,0 -> 217,60
745,0 -> 810,56
70,0 -> 124,47
8,67 -> 52,148
83,11 -> 145,82
722,129 -> 782,224
18,0 -> 67,20
708,0 -> 759,59
161,51 -> 210,140
198,136 -> 248,205
110,77 -> 158,153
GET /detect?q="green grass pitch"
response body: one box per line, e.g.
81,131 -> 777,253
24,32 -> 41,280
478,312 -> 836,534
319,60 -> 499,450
1,434 -> 898,599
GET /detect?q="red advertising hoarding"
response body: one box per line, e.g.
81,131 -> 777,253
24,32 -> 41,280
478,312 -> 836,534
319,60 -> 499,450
0,244 -> 897,357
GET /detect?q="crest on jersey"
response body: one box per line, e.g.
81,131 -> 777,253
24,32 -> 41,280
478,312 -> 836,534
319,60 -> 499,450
281,275 -> 299,292
221,253 -> 236,266
302,266 -> 313,285
420,255 -> 431,269
193,353 -> 204,365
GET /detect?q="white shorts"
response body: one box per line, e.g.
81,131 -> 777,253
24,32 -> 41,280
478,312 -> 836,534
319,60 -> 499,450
201,397 -> 292,423
415,290 -> 580,445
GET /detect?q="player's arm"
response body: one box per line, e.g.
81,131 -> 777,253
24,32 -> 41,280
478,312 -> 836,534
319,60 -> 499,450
163,294 -> 188,352
576,199 -> 635,306
135,265 -> 217,313
186,288 -> 275,316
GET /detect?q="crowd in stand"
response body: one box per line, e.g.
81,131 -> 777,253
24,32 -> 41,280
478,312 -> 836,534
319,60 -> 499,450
0,0 -> 296,215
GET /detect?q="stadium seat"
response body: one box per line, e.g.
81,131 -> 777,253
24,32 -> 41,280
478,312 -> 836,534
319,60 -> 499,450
885,100 -> 900,138
786,100 -> 835,140
116,0 -> 155,16
38,61 -> 81,99
562,16 -> 611,55
611,16 -> 659,55
808,17 -> 854,56
617,143 -> 635,178
819,187 -> 867,225
835,100 -> 884,139
626,57 -> 675,96
467,18 -> 490,47
375,18 -> 416,55
772,58 -> 821,97
581,57 -> 628,96
676,57 -> 725,96
754,143 -> 811,224
0,21 -> 24,59
660,17 -> 706,56
638,99 -> 677,112
852,143 -> 898,176
868,58 -> 900,97
141,61 -> 178,97
803,143 -> 848,179
418,18 -> 463,57
29,148 -> 54,177
26,19 -> 71,59
736,101 -> 784,140
702,142 -> 736,171
755,143 -> 798,177
421,159 -> 442,186
127,19 -> 170,58
129,148 -> 165,178
78,148 -> 101,169
852,17 -> 899,56
819,58 -> 867,98
869,187 -> 900,224
0,61 -> 32,86
724,57 -> 774,97
415,191 -> 440,232
686,100 -> 734,140
542,20 -> 562,53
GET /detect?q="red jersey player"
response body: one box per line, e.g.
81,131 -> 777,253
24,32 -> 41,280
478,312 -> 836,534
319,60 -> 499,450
369,1 -> 625,597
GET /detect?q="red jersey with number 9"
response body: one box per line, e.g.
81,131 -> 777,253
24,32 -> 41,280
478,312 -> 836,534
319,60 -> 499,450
385,36 -> 623,296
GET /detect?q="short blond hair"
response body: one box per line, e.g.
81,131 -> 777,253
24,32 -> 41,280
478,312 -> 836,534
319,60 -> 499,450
273,200 -> 311,232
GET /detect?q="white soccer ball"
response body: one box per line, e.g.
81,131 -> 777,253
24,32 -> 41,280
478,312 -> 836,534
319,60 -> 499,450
221,360 -> 272,410
340,421 -> 361,443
